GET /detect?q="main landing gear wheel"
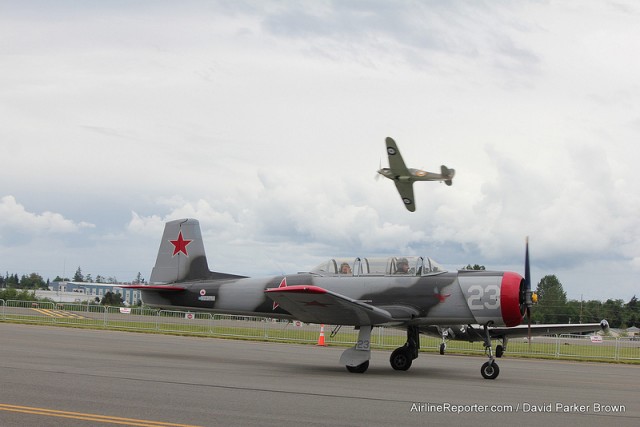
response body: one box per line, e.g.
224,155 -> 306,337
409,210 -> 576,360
496,345 -> 504,358
390,347 -> 413,371
390,326 -> 420,372
480,361 -> 500,380
439,343 -> 446,355
346,360 -> 369,373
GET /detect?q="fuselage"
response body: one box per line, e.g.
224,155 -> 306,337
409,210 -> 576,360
140,269 -> 525,328
378,167 -> 447,182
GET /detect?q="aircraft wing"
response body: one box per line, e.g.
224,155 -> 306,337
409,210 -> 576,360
488,321 -> 608,339
394,181 -> 416,212
265,285 -> 396,326
385,137 -> 410,176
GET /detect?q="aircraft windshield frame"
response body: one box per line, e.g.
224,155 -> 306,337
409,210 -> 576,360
309,256 -> 446,276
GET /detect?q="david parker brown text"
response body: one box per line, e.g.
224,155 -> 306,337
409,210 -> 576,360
410,402 -> 627,414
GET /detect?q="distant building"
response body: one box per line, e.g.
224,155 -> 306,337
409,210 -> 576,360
41,281 -> 141,306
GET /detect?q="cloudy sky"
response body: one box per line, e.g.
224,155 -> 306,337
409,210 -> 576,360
1,0 -> 638,302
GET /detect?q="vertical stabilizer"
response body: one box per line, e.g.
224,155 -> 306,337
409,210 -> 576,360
440,165 -> 455,186
149,218 -> 210,284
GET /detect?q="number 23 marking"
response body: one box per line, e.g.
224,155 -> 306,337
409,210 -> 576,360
467,284 -> 500,310
356,340 -> 370,350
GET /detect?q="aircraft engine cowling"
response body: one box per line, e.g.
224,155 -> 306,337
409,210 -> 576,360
500,272 -> 526,327
459,272 -> 525,328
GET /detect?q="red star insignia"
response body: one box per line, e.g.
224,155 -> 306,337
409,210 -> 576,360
170,231 -> 192,257
272,277 -> 287,310
436,293 -> 451,303
434,286 -> 451,303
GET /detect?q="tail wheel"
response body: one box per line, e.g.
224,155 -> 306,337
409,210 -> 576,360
480,361 -> 500,380
390,348 -> 413,371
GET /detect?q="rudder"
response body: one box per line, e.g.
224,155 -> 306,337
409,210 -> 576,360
440,165 -> 455,186
149,218 -> 210,284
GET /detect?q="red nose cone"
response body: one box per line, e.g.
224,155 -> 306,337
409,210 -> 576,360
500,272 -> 524,327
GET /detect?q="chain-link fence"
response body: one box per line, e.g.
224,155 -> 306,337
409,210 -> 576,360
1,299 -> 638,361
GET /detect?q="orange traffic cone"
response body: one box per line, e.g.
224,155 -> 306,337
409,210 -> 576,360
317,324 -> 327,346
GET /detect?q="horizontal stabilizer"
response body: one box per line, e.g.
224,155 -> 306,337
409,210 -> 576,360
118,285 -> 186,292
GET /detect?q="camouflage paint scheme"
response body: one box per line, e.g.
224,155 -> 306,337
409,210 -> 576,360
136,219 -> 523,328
123,218 -> 605,378
377,137 -> 455,212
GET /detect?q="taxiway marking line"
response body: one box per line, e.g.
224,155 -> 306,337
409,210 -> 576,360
0,404 -> 202,427
31,308 -> 86,318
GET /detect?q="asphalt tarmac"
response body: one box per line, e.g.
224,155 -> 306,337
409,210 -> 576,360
0,323 -> 637,427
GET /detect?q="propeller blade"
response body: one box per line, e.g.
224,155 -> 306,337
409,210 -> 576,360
525,236 -> 531,292
525,237 -> 532,345
527,306 -> 531,346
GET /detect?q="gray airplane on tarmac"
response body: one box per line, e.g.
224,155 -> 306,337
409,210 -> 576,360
123,219 -> 606,379
377,137 -> 455,212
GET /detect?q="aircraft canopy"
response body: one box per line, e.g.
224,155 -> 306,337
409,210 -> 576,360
309,256 -> 445,277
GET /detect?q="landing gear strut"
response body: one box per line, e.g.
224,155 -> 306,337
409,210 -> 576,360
496,336 -> 508,358
439,329 -> 448,355
480,322 -> 499,379
390,326 -> 420,371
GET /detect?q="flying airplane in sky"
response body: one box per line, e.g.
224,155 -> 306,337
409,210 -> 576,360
123,219 -> 604,379
377,137 -> 455,212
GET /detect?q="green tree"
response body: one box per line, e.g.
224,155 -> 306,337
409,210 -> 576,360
73,267 -> 84,282
601,299 -> 625,328
462,264 -> 486,270
6,273 -> 19,286
100,291 -> 124,306
564,299 -> 582,324
19,273 -> 46,289
0,288 -> 37,301
581,300 -> 603,324
532,275 -> 568,323
625,296 -> 639,327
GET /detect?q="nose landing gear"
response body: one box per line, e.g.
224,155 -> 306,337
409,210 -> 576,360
480,322 -> 499,379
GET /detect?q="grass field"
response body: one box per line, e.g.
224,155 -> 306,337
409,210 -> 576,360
1,301 -> 639,363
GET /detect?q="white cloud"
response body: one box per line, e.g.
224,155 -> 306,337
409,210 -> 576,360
1,1 -> 639,300
0,195 -> 94,235
127,212 -> 165,238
